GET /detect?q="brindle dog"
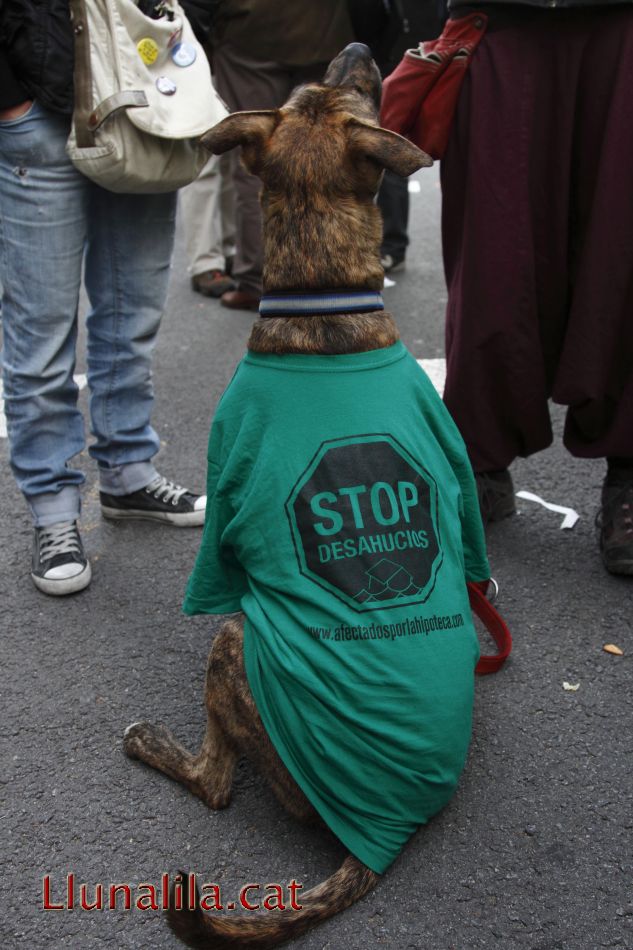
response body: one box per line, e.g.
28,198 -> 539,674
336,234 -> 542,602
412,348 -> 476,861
123,43 -> 430,949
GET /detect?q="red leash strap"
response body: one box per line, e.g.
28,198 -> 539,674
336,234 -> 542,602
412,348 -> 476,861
468,580 -> 512,675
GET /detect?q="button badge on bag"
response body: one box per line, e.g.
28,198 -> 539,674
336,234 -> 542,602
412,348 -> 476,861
156,76 -> 177,96
171,42 -> 197,67
137,37 -> 160,65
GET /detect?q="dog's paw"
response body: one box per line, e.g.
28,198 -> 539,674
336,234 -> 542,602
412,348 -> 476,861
123,721 -> 150,759
123,720 -> 172,760
205,788 -> 233,810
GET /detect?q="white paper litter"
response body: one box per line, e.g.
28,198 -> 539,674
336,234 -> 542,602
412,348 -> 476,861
516,490 -> 580,530
383,276 -> 396,288
408,180 -> 421,193
562,682 -> 580,692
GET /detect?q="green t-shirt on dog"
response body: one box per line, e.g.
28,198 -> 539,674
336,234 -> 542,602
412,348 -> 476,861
183,341 -> 490,874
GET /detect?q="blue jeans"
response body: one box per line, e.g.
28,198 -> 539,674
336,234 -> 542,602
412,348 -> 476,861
0,101 -> 177,526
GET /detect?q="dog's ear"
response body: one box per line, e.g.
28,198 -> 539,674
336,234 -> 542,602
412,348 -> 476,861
201,110 -> 281,173
347,119 -> 432,176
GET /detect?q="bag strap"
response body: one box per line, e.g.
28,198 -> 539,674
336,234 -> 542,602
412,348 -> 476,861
469,580 -> 512,675
87,92 -> 149,132
69,0 -> 97,147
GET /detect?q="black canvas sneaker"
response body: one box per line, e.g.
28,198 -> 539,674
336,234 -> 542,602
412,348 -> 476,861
100,474 -> 206,526
31,521 -> 92,596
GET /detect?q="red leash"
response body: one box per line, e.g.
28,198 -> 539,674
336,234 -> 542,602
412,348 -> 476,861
468,580 -> 512,675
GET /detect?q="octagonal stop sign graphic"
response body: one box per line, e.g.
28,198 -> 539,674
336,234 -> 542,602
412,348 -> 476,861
286,434 -> 443,611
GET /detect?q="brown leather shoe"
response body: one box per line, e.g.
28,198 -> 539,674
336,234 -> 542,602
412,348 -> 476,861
220,289 -> 261,312
191,270 -> 236,298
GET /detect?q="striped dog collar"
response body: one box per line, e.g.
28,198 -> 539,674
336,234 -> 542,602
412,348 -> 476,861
259,290 -> 384,317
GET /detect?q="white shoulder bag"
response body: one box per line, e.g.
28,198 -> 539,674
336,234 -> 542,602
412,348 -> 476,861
66,0 -> 227,193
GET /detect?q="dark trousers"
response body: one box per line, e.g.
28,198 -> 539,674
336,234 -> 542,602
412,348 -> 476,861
377,170 -> 409,260
212,44 -> 326,295
441,6 -> 633,471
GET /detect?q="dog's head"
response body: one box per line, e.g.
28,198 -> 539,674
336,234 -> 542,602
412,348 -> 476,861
202,43 -> 430,199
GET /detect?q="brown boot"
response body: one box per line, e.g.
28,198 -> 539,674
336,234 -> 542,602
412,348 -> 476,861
597,471 -> 633,576
475,469 -> 516,526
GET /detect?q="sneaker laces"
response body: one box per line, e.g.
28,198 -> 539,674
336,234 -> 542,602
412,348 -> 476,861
145,474 -> 189,505
39,521 -> 81,561
595,480 -> 633,534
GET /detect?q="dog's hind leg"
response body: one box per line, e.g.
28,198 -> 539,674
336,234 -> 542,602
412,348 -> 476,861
208,617 -> 322,826
124,614 -> 319,822
123,624 -> 240,810
123,716 -> 237,808
123,715 -> 237,810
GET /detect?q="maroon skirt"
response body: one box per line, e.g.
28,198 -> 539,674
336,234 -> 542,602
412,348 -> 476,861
441,5 -> 633,469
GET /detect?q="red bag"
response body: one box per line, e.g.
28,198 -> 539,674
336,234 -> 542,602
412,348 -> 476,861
380,13 -> 488,160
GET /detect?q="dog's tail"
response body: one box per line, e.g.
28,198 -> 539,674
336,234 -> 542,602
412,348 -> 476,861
166,856 -> 379,949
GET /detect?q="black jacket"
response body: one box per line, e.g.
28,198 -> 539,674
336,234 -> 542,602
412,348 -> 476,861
0,0 -> 216,113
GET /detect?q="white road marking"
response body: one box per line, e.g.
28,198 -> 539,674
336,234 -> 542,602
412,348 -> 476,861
0,374 -> 87,438
417,357 -> 446,396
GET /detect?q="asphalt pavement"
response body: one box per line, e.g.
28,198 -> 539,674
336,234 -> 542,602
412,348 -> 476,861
1,165 -> 631,950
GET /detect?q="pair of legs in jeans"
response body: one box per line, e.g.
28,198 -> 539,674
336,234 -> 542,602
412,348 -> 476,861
0,101 -> 203,593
